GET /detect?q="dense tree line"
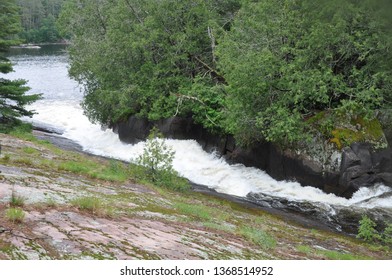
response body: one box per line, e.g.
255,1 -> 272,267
17,0 -> 65,43
59,0 -> 392,147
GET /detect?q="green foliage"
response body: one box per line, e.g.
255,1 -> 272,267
357,215 -> 381,242
58,160 -> 96,174
90,160 -> 128,182
7,122 -> 36,141
383,224 -> 392,246
306,111 -> 386,149
1,0 -> 41,126
239,226 -> 276,250
22,146 -> 39,155
137,127 -> 175,177
58,158 -> 128,182
296,244 -> 370,259
59,0 -> 391,147
318,250 -> 368,260
19,15 -> 61,43
16,0 -> 65,43
10,191 -> 25,207
5,207 -> 25,223
71,196 -> 102,214
218,0 -> 392,145
1,154 -> 11,162
71,196 -> 115,217
296,245 -> 312,254
174,202 -> 213,221
58,0 -> 237,130
135,127 -> 190,191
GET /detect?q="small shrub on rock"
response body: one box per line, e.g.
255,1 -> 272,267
134,127 -> 190,191
357,215 -> 381,242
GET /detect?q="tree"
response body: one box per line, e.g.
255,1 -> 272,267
136,127 -> 175,182
0,0 -> 41,129
16,0 -> 65,43
58,0 -> 240,131
217,0 -> 392,146
135,127 -> 190,191
357,215 -> 380,242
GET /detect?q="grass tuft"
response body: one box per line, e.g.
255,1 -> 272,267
0,154 -> 11,163
22,147 -> 40,155
10,191 -> 25,207
318,249 -> 370,260
174,202 -> 213,221
239,226 -> 276,250
296,245 -> 312,254
71,196 -> 102,213
5,208 -> 25,223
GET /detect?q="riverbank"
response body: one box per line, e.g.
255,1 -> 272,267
0,132 -> 390,259
31,130 -> 345,233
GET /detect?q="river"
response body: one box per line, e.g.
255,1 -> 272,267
3,45 -> 392,233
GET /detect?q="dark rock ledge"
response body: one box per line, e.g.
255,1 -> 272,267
112,116 -> 392,198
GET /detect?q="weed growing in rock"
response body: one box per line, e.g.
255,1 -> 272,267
5,208 -> 25,223
13,157 -> 33,166
70,196 -> 115,217
1,154 -> 11,162
296,245 -> 312,254
58,160 -> 96,174
45,197 -> 57,208
22,147 -> 39,155
71,196 -> 103,214
174,202 -> 213,221
92,160 -> 128,182
317,250 -> 369,260
239,226 -> 276,250
10,191 -> 25,207
8,123 -> 36,142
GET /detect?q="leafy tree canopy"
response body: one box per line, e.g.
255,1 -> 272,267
218,0 -> 392,145
58,0 -> 240,131
59,0 -> 392,147
16,0 -> 65,43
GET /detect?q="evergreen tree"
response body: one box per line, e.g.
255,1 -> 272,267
217,0 -> 392,146
0,0 -> 41,128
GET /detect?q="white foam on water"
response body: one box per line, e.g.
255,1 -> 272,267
24,100 -> 392,209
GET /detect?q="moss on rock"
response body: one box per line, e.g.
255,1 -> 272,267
307,111 -> 387,150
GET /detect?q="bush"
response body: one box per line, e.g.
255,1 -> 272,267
382,223 -> 392,246
135,127 -> 190,191
136,127 -> 175,179
357,215 -> 381,242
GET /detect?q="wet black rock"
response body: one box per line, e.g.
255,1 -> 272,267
339,143 -> 392,197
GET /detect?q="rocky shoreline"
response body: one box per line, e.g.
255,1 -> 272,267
32,130 -> 345,233
31,128 -> 392,235
1,132 -> 390,259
